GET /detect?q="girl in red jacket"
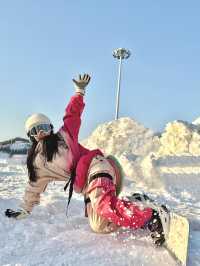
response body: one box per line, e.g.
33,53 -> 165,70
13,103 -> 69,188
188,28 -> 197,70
5,74 -> 91,218
5,73 -> 166,246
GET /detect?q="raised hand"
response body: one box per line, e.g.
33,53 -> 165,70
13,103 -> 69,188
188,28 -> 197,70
72,74 -> 91,95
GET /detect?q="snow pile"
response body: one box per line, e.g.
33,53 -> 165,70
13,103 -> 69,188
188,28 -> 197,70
158,120 -> 200,156
82,117 -> 159,157
81,118 -> 200,193
82,117 -> 160,180
138,120 -> 200,197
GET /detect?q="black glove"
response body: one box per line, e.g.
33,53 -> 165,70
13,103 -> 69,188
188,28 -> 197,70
5,208 -> 29,219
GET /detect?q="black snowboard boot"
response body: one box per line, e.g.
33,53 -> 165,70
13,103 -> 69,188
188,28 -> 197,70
128,192 -> 169,246
147,210 -> 165,246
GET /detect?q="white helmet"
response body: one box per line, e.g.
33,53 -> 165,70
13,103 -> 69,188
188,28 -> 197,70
25,113 -> 52,133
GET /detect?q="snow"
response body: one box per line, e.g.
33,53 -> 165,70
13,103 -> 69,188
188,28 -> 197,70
82,117 -> 159,157
1,117 -> 200,265
82,117 -> 160,181
158,120 -> 200,156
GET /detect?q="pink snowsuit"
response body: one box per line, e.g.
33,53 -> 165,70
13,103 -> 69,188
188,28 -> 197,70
22,94 -> 89,212
74,151 -> 153,234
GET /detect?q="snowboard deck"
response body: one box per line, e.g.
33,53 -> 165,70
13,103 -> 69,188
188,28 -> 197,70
165,212 -> 189,266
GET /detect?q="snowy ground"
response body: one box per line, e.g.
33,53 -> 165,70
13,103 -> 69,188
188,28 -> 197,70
0,154 -> 200,266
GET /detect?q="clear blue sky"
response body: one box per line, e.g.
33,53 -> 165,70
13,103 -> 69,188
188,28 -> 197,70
0,0 -> 200,141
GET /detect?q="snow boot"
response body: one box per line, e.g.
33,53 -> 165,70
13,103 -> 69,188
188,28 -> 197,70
127,193 -> 170,246
147,209 -> 166,246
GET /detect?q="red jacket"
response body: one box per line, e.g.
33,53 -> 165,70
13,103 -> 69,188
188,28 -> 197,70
60,94 -> 90,170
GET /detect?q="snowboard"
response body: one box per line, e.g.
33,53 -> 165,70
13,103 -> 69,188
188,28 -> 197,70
128,193 -> 190,266
165,212 -> 189,266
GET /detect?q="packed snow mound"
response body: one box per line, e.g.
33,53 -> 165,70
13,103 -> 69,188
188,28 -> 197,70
81,117 -> 160,180
158,120 -> 200,156
82,117 -> 159,157
140,120 -> 200,193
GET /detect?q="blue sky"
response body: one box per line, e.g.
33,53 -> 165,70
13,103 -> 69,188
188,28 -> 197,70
0,0 -> 200,141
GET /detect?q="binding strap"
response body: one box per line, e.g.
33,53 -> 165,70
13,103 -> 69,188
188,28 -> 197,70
88,172 -> 113,184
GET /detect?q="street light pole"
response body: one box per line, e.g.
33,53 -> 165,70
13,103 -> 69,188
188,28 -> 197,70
115,56 -> 122,120
113,48 -> 131,120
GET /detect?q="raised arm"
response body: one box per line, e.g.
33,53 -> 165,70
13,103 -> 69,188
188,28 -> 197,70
62,74 -> 91,141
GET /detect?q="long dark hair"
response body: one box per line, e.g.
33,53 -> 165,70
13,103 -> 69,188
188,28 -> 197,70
26,126 -> 60,182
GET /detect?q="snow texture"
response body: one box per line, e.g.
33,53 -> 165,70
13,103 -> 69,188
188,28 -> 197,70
82,117 -> 160,181
1,117 -> 200,266
158,120 -> 200,156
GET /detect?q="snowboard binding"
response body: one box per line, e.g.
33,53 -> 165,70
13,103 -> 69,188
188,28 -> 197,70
128,193 -> 170,247
147,209 -> 166,246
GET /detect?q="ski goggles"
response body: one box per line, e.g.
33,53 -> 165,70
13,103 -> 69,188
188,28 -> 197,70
29,124 -> 51,137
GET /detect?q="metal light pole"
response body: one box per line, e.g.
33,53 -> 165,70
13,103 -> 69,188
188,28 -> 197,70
113,48 -> 131,120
